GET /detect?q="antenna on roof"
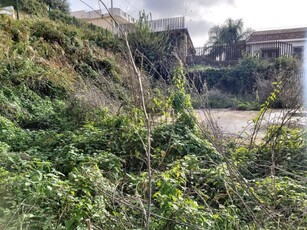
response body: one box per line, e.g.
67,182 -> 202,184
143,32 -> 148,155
111,0 -> 114,34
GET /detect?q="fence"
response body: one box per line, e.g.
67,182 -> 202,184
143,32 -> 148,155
246,41 -> 293,58
193,41 -> 295,65
194,43 -> 247,62
120,16 -> 185,33
148,17 -> 185,32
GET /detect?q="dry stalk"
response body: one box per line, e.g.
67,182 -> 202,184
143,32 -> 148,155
83,2 -> 153,228
85,219 -> 91,230
124,33 -> 152,230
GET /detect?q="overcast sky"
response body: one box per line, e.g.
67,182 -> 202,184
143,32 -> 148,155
69,0 -> 307,47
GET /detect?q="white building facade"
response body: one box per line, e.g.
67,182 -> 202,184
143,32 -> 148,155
71,8 -> 136,34
246,27 -> 307,59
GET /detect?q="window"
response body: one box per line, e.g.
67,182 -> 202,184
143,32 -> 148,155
293,46 -> 303,59
261,48 -> 279,59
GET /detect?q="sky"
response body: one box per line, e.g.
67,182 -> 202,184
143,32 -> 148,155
69,0 -> 307,47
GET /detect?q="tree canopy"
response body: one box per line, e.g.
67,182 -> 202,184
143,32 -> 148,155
39,0 -> 70,13
207,18 -> 252,46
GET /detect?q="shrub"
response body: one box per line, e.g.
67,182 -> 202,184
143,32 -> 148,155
207,88 -> 235,108
188,56 -> 301,109
30,20 -> 66,43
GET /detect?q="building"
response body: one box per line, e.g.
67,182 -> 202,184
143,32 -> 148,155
70,8 -> 136,33
191,27 -> 307,66
71,10 -> 195,63
0,6 -> 15,18
120,17 -> 195,63
164,28 -> 195,63
246,27 -> 307,59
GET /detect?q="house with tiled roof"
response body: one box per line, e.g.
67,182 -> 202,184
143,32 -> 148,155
246,27 -> 307,59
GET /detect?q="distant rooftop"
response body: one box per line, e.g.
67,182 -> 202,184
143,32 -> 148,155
247,27 -> 307,43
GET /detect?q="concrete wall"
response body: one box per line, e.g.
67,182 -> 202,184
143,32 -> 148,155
0,6 -> 15,19
85,17 -> 114,32
70,8 -> 135,33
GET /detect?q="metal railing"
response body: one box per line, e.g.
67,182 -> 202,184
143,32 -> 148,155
193,41 -> 295,63
194,43 -> 246,61
120,16 -> 185,33
246,41 -> 293,58
149,17 -> 185,32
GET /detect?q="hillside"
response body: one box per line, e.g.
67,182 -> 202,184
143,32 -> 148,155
0,11 -> 147,118
0,6 -> 306,230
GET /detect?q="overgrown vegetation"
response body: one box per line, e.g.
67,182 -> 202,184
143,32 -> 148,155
0,3 -> 306,230
127,11 -> 181,82
188,55 -> 302,109
0,0 -> 70,15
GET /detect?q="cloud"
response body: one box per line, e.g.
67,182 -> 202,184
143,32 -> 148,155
141,0 -> 235,18
69,0 -> 235,46
138,0 -> 233,46
186,19 -> 213,46
187,19 -> 212,36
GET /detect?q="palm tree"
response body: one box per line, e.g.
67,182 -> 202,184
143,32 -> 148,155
205,18 -> 252,61
208,18 -> 251,45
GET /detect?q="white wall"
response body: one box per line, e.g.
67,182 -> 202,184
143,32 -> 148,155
0,6 -> 15,19
247,39 -> 306,57
71,8 -> 135,34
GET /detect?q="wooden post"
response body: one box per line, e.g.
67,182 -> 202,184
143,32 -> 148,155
16,0 -> 19,20
111,0 -> 114,34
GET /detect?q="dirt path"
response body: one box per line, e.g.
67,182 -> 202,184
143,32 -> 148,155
195,109 -> 304,140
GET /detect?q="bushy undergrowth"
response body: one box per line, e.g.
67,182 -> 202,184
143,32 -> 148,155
0,0 -> 49,16
0,11 -> 306,230
188,56 -> 301,109
0,14 -> 137,112
1,105 -> 306,229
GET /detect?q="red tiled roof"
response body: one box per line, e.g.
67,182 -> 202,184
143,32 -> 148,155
246,27 -> 307,43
